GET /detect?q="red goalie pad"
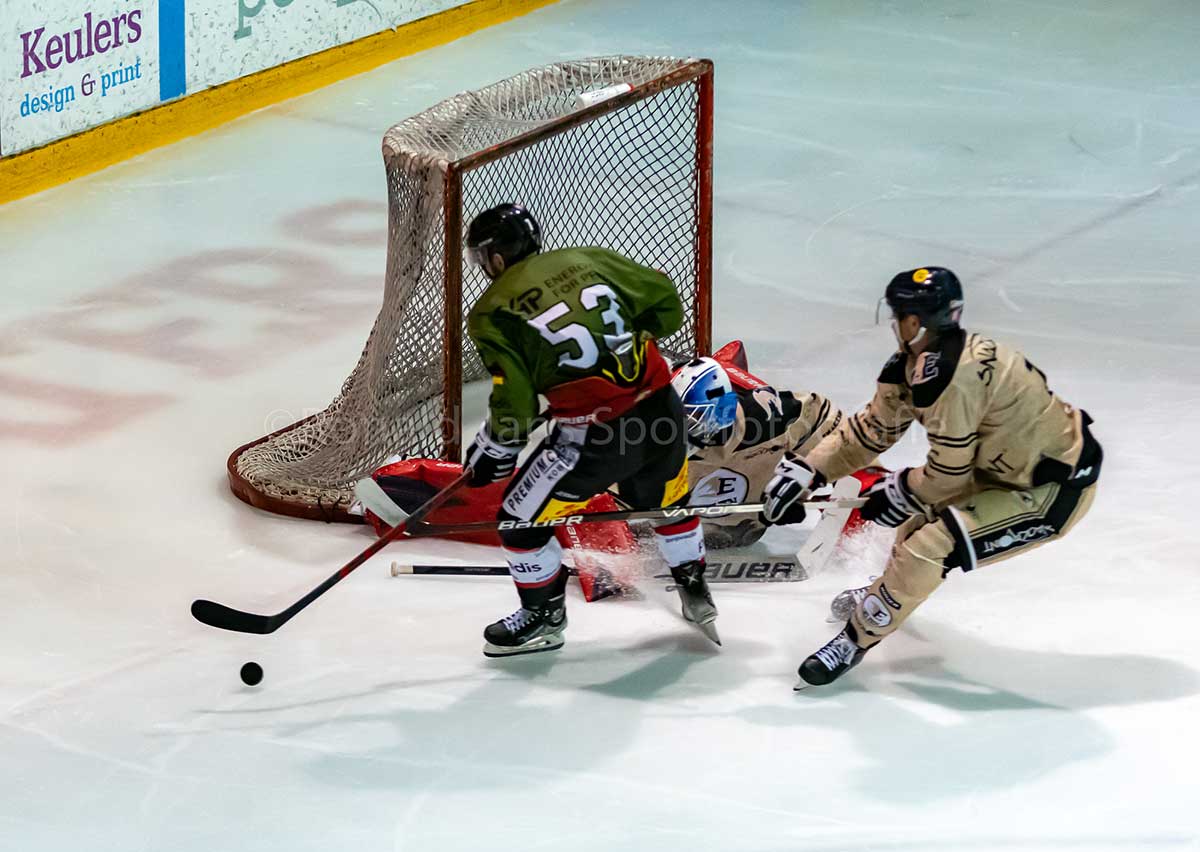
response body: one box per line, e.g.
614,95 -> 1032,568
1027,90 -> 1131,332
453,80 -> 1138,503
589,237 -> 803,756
712,339 -> 770,391
712,339 -> 750,373
366,458 -> 637,601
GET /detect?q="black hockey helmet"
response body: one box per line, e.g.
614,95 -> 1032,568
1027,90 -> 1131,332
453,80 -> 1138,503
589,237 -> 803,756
880,266 -> 964,332
465,203 -> 542,275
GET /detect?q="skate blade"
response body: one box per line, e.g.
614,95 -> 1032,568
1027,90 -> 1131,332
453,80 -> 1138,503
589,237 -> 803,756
683,610 -> 722,646
482,634 -> 564,658
697,620 -> 722,646
793,678 -> 813,691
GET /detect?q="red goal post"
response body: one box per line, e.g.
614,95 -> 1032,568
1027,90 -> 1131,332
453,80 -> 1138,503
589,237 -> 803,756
227,56 -> 714,522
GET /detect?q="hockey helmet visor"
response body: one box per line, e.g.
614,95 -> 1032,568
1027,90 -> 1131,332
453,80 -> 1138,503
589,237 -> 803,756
671,357 -> 738,445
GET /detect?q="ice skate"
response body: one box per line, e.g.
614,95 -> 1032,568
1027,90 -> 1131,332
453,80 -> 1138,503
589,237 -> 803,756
794,623 -> 868,690
827,580 -> 874,623
483,600 -> 567,658
670,559 -> 721,646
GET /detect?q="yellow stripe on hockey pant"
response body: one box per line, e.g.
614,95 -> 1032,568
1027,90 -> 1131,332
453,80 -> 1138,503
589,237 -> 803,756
534,456 -> 689,521
661,458 -> 691,507
535,498 -> 592,522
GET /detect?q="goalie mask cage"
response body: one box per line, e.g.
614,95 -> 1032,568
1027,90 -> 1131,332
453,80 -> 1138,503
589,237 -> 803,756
227,56 -> 714,522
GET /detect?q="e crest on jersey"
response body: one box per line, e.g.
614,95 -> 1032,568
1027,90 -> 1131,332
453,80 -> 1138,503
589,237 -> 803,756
691,468 -> 750,506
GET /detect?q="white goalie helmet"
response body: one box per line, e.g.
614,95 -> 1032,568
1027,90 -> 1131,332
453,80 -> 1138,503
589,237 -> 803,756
671,357 -> 739,446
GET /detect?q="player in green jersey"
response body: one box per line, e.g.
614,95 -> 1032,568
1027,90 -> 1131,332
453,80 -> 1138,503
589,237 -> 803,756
462,203 -> 718,656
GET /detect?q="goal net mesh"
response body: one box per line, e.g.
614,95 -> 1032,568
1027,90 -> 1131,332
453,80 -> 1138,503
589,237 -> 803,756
228,56 -> 711,520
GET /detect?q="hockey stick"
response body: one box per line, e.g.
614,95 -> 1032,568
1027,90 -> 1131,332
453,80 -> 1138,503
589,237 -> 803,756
355,478 -> 862,535
191,471 -> 472,635
389,557 -> 808,584
404,497 -> 864,538
390,563 -> 573,577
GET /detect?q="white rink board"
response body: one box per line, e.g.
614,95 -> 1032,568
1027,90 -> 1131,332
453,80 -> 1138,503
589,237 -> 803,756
1,0 -> 1199,850
0,1 -> 158,154
184,0 -> 463,90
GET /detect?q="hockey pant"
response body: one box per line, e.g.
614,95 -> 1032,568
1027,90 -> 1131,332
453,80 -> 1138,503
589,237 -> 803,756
499,386 -> 704,609
849,423 -> 1102,647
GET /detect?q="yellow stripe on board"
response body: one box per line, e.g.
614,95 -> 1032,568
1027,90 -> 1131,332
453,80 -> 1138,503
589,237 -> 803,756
0,0 -> 560,205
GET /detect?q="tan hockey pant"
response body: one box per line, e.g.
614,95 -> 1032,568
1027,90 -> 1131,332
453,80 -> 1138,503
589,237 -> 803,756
850,480 -> 1097,647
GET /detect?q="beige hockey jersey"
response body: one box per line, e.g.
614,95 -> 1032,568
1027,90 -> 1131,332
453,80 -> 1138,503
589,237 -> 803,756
689,385 -> 843,523
805,330 -> 1087,507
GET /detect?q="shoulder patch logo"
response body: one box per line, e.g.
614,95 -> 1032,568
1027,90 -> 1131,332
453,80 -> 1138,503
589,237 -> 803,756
913,352 -> 939,384
912,268 -> 931,283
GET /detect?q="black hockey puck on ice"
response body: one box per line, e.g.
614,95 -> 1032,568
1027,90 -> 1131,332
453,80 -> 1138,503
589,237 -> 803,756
240,662 -> 263,686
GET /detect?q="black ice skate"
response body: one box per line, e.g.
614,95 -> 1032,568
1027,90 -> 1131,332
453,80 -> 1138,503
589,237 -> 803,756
670,560 -> 721,646
794,622 -> 869,690
483,599 -> 567,658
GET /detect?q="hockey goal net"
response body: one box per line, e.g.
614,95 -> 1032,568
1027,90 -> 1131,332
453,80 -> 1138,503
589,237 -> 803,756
227,56 -> 714,522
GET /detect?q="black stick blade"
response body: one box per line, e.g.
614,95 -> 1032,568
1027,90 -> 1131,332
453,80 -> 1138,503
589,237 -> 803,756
190,599 -> 277,635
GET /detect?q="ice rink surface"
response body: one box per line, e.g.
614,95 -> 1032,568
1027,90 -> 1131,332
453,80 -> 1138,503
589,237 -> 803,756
3,0 -> 1200,849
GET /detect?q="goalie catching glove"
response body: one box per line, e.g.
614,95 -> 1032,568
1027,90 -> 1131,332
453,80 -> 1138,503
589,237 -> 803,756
859,468 -> 930,527
761,453 -> 826,526
464,422 -> 523,487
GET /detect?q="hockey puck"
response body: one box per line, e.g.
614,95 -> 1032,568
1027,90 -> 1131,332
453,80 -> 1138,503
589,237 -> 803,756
240,661 -> 263,686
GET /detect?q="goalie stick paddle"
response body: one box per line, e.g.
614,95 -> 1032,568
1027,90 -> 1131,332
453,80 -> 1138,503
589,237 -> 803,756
190,470 -> 472,635
794,476 -> 863,577
353,473 -> 864,540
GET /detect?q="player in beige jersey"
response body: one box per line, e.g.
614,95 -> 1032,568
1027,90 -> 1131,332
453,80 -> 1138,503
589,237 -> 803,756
762,267 -> 1102,688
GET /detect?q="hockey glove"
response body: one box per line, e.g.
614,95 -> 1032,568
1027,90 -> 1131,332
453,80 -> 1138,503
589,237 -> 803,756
464,422 -> 523,487
859,468 -> 929,527
761,453 -> 825,526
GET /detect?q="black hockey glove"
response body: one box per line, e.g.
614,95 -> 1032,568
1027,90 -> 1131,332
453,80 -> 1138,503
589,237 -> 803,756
761,453 -> 825,526
464,423 -> 523,487
859,468 -> 929,528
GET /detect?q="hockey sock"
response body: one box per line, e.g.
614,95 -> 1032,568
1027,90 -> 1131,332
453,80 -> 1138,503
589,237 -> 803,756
503,537 -> 567,610
653,516 -> 706,568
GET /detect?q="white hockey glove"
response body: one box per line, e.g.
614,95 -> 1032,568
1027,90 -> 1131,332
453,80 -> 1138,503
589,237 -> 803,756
464,422 -> 523,487
859,468 -> 929,527
762,453 -> 826,526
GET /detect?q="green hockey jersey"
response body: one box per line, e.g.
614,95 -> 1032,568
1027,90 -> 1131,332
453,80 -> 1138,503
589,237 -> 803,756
466,246 -> 684,442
